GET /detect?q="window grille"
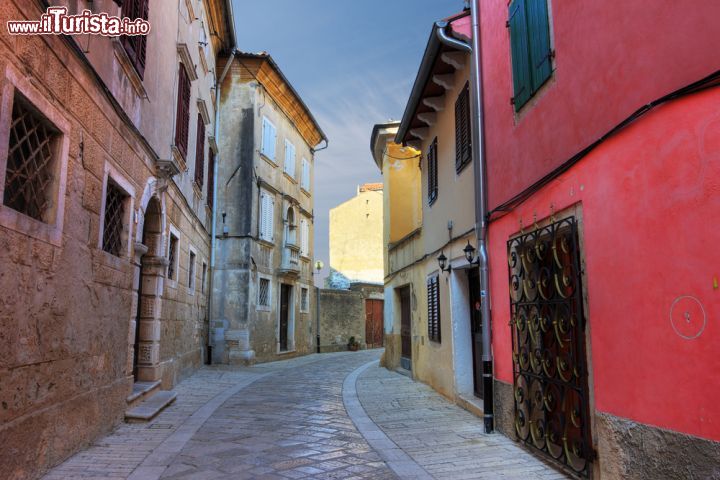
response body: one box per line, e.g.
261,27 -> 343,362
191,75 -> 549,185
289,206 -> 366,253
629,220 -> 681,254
427,138 -> 438,206
167,234 -> 178,280
194,114 -> 205,188
455,82 -> 472,173
174,66 -> 191,159
188,250 -> 196,290
102,181 -> 127,256
427,275 -> 441,342
3,93 -> 59,222
258,278 -> 271,307
301,287 -> 309,312
120,0 -> 149,78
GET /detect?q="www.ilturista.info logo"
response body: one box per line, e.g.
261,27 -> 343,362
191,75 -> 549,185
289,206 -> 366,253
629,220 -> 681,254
7,7 -> 151,36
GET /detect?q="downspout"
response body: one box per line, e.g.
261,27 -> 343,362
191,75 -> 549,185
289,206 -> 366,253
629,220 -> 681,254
437,7 -> 494,433
208,49 -> 237,364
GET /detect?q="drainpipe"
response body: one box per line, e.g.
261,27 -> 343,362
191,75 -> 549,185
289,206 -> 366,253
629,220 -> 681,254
207,48 -> 237,364
437,7 -> 494,433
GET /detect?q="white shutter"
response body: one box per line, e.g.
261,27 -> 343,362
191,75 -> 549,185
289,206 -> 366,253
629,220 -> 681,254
259,190 -> 275,242
301,158 -> 310,190
259,191 -> 268,240
267,194 -> 275,242
300,219 -> 309,256
284,140 -> 296,177
262,117 -> 276,160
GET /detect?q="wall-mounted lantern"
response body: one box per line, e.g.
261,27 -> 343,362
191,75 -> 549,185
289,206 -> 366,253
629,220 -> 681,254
437,251 -> 452,273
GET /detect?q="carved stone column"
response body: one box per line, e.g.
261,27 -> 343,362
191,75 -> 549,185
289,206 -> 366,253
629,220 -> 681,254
136,254 -> 168,382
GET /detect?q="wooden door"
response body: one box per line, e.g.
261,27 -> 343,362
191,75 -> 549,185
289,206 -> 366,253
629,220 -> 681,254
399,287 -> 412,369
365,299 -> 384,348
279,284 -> 290,352
468,267 -> 484,398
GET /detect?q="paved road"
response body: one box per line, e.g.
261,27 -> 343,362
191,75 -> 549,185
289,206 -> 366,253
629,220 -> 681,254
45,350 -> 566,480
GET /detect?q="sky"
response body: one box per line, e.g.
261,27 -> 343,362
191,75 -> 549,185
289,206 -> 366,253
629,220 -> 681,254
232,0 -> 464,285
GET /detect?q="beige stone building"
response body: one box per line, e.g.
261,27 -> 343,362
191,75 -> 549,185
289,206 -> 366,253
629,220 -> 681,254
327,183 -> 384,288
0,1 -> 234,478
211,52 -> 326,364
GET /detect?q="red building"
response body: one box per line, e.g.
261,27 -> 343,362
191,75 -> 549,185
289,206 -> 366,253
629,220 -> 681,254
476,0 -> 720,478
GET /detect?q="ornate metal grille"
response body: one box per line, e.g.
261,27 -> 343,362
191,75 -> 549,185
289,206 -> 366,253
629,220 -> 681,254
258,278 -> 270,307
167,234 -> 178,280
3,94 -> 59,222
102,181 -> 127,256
507,216 -> 593,477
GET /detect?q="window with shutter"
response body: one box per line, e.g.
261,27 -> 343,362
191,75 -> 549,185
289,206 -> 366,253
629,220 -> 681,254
301,158 -> 311,191
175,65 -> 191,159
259,189 -> 275,242
508,0 -> 552,111
300,218 -> 309,256
427,138 -> 438,206
194,114 -> 205,189
284,140 -> 296,177
120,0 -> 149,79
261,117 -> 277,161
455,82 -> 472,173
206,151 -> 215,209
427,275 -> 441,343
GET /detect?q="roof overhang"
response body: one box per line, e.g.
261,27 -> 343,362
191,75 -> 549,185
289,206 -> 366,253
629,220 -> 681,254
370,121 -> 401,171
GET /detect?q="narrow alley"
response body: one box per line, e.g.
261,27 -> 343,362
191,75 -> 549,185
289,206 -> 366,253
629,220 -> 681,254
44,351 -> 565,480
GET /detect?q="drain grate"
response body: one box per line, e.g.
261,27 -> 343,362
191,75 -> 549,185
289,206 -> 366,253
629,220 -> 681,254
147,423 -> 174,430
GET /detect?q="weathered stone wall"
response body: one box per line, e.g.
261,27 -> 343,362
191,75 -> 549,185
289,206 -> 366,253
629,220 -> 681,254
318,289 -> 365,352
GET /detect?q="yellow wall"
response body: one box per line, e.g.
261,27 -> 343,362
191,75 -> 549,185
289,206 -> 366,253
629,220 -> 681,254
386,143 -> 422,244
329,188 -> 384,284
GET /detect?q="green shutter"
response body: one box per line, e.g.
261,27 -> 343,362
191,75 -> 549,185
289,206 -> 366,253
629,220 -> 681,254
509,0 -> 531,111
527,0 -> 552,92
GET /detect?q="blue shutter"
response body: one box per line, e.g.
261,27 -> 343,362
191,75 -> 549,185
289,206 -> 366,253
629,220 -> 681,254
527,0 -> 552,92
509,0 -> 531,111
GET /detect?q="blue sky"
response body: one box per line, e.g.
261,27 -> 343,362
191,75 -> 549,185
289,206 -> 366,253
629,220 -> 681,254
232,1 -> 464,285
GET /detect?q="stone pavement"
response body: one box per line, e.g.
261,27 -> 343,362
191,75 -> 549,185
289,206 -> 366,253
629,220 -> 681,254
44,351 -> 567,480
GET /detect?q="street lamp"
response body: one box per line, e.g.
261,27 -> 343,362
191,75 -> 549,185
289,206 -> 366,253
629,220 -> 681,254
437,251 -> 452,273
464,241 -> 479,265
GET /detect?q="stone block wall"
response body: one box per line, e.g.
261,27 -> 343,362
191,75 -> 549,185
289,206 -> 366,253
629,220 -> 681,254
318,289 -> 365,352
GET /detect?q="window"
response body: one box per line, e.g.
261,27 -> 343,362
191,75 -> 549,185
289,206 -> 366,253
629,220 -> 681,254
258,277 -> 271,308
427,138 -> 438,206
427,275 -> 441,343
201,261 -> 207,293
3,92 -> 60,222
167,232 -> 179,281
174,65 -> 191,159
194,113 -> 205,189
102,180 -> 128,256
301,158 -> 311,191
206,150 -> 215,209
300,287 -> 309,313
188,249 -> 196,291
261,117 -> 277,161
300,217 -> 309,257
259,189 -> 275,242
508,0 -> 552,111
120,0 -> 149,79
284,140 -> 296,178
455,82 -> 471,173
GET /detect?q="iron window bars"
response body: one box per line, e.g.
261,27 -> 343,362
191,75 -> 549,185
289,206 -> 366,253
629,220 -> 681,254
102,181 -> 127,256
507,216 -> 593,478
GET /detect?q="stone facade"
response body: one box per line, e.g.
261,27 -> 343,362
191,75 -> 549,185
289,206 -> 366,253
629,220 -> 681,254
318,284 -> 384,352
0,1 -> 234,478
211,52 -> 326,364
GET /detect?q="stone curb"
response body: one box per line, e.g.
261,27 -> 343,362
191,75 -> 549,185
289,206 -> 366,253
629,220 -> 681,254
342,360 -> 434,480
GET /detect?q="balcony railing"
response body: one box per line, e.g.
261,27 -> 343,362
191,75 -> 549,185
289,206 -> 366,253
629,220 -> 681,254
279,243 -> 301,274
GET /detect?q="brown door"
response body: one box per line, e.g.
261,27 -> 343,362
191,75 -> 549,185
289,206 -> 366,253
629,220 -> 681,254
280,284 -> 290,352
365,299 -> 384,348
399,287 -> 412,370
468,267 -> 484,399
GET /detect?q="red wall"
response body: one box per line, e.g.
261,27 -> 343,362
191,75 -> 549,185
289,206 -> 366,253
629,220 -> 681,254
478,0 -> 720,210
488,86 -> 720,441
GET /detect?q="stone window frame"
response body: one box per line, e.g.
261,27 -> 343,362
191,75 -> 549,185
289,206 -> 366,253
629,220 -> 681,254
187,244 -> 197,295
201,260 -> 207,294
166,223 -> 181,288
0,64 -> 71,247
98,161 -> 136,260
257,273 -> 273,311
299,284 -> 310,314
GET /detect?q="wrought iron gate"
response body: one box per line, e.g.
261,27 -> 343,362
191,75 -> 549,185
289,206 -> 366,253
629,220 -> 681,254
507,216 -> 593,477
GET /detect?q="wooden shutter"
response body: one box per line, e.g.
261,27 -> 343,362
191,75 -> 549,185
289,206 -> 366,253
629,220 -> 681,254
284,140 -> 296,177
206,151 -> 215,209
427,138 -> 438,205
175,65 -> 191,158
120,0 -> 149,79
455,83 -> 472,173
262,117 -> 276,160
301,158 -> 310,190
508,0 -> 531,111
194,114 -> 205,188
260,190 -> 275,242
527,0 -> 552,92
427,276 -> 441,343
300,218 -> 309,256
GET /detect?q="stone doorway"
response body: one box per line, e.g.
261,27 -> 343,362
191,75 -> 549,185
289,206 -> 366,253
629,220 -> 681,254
130,196 -> 167,383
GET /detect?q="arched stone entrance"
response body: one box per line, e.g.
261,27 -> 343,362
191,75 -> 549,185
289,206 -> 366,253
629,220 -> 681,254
129,196 -> 167,382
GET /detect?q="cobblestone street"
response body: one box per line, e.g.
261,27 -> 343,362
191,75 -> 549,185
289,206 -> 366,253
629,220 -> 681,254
45,351 -> 566,480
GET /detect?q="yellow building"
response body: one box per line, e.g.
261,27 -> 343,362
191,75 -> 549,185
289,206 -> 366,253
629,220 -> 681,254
328,184 -> 384,287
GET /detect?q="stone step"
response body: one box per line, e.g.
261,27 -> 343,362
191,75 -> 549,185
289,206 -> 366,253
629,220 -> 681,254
126,380 -> 161,407
125,391 -> 177,423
